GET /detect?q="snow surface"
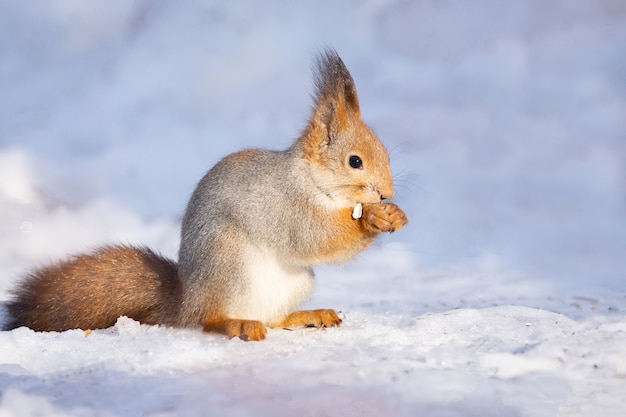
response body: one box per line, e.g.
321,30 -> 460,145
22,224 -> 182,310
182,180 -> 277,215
1,1 -> 625,416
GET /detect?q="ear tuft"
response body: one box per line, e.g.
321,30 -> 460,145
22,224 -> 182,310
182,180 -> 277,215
313,48 -> 360,117
296,48 -> 362,160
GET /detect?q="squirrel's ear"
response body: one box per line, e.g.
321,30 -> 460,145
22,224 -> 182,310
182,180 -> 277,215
310,94 -> 349,141
304,49 -> 361,152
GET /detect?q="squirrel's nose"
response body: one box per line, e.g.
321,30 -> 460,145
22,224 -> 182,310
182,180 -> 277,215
378,166 -> 395,200
379,184 -> 394,201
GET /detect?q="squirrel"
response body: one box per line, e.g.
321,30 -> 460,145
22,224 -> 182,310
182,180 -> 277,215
4,49 -> 408,341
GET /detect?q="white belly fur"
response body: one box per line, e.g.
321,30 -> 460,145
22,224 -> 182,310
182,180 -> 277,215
226,244 -> 315,325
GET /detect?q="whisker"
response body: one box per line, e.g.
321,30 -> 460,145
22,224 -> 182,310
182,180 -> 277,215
388,141 -> 414,161
310,182 -> 363,201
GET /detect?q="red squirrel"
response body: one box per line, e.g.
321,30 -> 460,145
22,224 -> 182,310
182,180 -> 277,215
5,49 -> 408,341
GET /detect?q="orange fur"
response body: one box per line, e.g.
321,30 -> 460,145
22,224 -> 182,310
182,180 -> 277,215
299,203 -> 408,265
5,246 -> 180,332
273,309 -> 342,329
203,318 -> 267,341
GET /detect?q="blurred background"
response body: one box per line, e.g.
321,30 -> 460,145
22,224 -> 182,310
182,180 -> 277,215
1,0 -> 625,308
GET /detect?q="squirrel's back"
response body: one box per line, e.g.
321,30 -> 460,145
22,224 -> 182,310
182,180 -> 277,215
4,245 -> 180,332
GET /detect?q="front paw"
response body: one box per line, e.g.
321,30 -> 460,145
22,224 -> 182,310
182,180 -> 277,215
361,203 -> 408,234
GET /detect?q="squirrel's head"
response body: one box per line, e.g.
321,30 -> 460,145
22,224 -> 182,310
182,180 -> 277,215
295,49 -> 394,208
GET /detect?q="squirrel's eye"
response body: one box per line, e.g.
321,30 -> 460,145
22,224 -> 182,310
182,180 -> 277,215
348,155 -> 363,169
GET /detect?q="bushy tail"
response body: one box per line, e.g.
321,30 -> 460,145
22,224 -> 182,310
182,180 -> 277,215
4,245 -> 181,332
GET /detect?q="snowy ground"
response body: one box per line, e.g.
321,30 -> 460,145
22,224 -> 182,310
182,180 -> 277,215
1,1 -> 625,416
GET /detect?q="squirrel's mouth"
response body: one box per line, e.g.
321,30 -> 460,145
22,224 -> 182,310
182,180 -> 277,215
360,186 -> 390,204
350,192 -> 385,206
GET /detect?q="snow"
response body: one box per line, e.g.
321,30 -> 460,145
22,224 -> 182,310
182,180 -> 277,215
1,1 -> 625,416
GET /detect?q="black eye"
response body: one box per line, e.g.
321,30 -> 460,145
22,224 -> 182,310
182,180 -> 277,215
348,155 -> 363,169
